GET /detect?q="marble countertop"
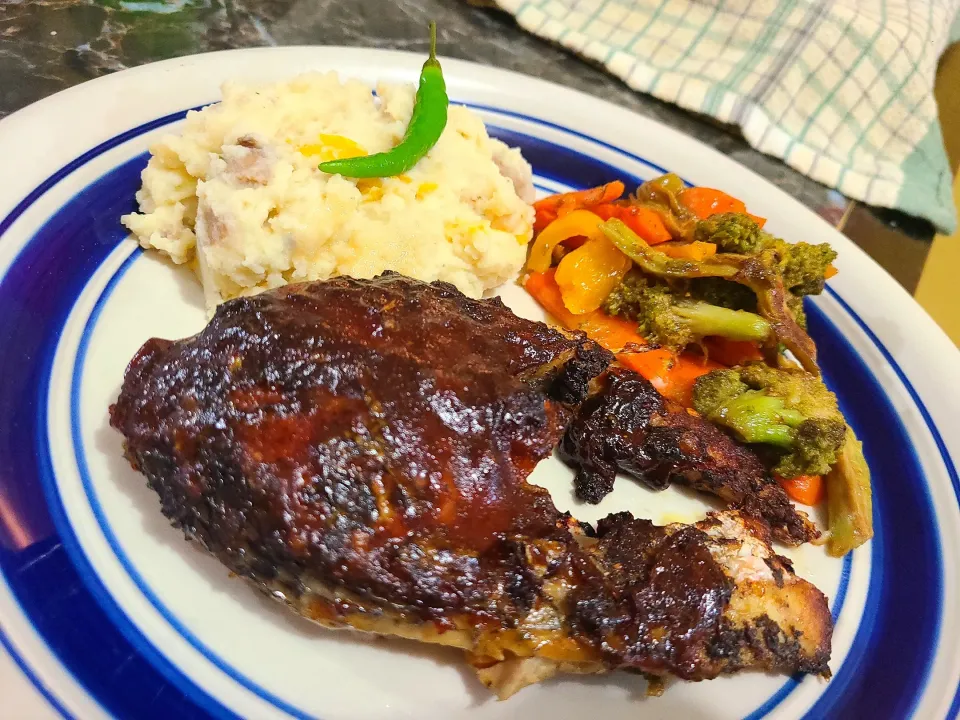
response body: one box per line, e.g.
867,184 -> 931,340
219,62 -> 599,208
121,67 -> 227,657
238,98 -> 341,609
0,0 -> 934,290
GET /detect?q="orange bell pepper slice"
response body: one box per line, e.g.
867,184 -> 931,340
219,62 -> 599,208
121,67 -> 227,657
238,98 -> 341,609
554,236 -> 632,314
618,206 -> 673,245
526,210 -> 605,273
590,203 -> 619,221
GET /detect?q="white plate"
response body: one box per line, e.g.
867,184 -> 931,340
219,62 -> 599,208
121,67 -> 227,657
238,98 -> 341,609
0,47 -> 957,720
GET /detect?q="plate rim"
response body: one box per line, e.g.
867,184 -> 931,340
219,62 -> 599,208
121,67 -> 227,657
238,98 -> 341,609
0,46 -> 956,719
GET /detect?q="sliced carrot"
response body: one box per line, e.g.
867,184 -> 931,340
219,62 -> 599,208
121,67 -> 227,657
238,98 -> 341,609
679,187 -> 747,219
525,270 -> 638,348
824,264 -> 839,279
535,206 -> 558,233
618,205 -> 673,245
523,270 -> 721,406
657,241 -> 717,261
702,337 -> 764,366
591,203 -> 621,221
776,474 -> 825,506
533,182 -> 625,232
617,351 -> 720,407
590,203 -> 672,245
523,269 -> 581,328
747,212 -> 767,228
578,313 -> 651,352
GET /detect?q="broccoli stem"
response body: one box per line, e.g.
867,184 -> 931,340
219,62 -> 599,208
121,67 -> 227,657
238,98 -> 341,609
674,301 -> 771,342
601,218 -> 740,279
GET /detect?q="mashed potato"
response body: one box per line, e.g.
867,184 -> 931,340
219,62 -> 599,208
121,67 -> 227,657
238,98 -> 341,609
122,72 -> 535,310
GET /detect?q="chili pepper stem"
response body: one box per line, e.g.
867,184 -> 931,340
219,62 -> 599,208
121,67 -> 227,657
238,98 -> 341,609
428,21 -> 438,64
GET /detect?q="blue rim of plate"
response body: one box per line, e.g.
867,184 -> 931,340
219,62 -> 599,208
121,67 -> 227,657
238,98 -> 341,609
0,100 -> 954,720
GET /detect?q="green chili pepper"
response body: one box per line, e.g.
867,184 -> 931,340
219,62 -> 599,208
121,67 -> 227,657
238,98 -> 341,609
318,22 -> 447,178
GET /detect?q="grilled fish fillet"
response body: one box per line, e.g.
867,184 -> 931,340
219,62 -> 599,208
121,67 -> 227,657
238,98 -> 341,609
110,274 -> 831,698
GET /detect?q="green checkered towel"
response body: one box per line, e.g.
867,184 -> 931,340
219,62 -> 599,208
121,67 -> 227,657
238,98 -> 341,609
494,0 -> 960,233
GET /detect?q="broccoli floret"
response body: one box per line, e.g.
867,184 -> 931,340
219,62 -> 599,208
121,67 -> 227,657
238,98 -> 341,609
786,293 -> 807,330
776,419 -> 847,478
691,370 -> 804,446
603,274 -> 771,349
694,212 -> 765,254
689,277 -> 758,312
601,217 -> 827,374
692,363 -> 847,477
689,365 -> 748,411
692,213 -> 837,296
602,272 -> 648,317
776,241 -> 837,296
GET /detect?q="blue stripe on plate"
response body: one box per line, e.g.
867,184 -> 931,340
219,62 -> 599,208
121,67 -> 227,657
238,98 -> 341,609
468,102 -> 672,176
0,623 -> 76,720
824,287 -> 960,516
795,304 -> 937,720
66,244 -> 311,719
0,100 -> 953,720
493,126 -> 646,189
1,153 -> 236,719
822,287 -> 960,719
0,109 -> 192,243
